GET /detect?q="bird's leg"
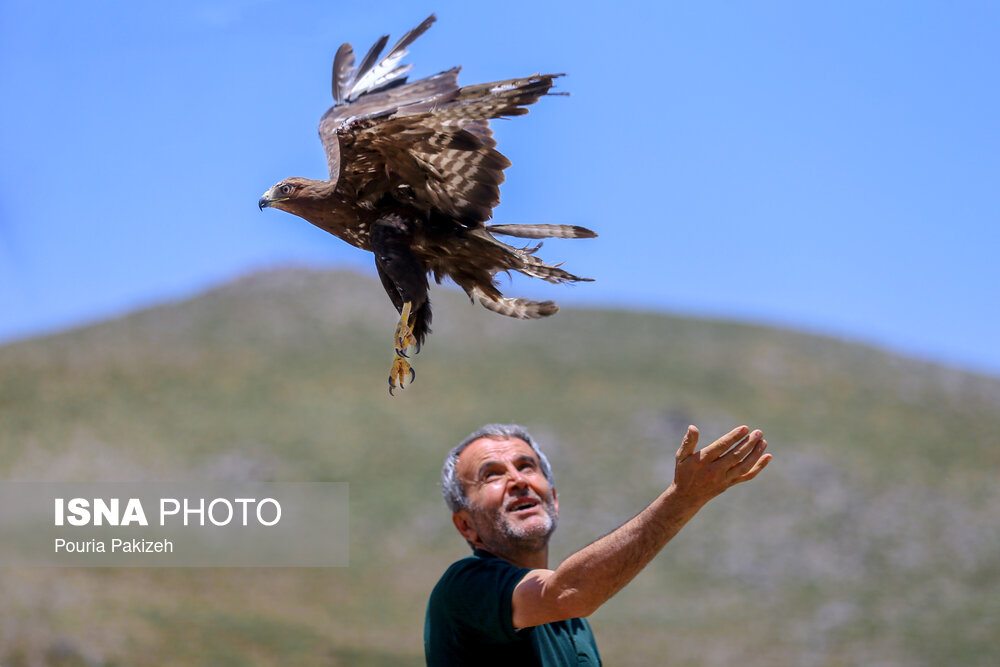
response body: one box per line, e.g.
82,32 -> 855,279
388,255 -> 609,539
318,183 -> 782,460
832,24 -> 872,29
389,301 -> 418,395
394,301 -> 418,352
372,215 -> 428,396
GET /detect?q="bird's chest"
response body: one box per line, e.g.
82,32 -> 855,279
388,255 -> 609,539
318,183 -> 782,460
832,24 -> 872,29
332,220 -> 372,250
306,208 -> 373,251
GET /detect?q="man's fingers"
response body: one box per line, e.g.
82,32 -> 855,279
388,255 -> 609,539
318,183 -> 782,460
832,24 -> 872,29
701,425 -> 750,459
726,429 -> 763,463
732,441 -> 771,482
675,425 -> 699,461
737,454 -> 771,482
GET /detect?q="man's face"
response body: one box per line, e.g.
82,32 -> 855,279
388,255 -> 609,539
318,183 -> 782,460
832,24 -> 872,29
454,436 -> 559,553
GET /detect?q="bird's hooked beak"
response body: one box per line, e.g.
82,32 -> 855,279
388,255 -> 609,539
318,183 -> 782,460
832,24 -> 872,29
258,188 -> 274,211
258,187 -> 289,211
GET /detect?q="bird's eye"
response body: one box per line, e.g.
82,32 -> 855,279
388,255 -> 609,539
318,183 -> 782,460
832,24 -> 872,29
279,184 -> 293,195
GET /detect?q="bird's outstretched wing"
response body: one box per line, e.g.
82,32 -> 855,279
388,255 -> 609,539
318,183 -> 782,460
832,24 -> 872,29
316,14 -> 561,224
319,68 -> 462,183
326,74 -> 562,224
320,14 -> 456,185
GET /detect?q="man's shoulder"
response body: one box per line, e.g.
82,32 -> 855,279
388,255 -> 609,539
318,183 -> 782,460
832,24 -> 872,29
432,551 -> 529,599
428,551 -> 532,627
426,551 -> 533,655
438,553 -> 488,579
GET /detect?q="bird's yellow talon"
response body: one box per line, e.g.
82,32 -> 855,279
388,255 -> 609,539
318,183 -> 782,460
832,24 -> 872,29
387,301 -> 420,395
388,352 -> 413,395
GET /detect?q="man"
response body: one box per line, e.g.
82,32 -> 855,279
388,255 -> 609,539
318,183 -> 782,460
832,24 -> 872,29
424,422 -> 772,666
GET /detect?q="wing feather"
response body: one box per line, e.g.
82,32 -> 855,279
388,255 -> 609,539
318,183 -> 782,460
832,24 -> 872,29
348,34 -> 389,99
331,43 -> 355,105
317,18 -> 561,225
329,73 -> 560,222
319,68 -> 462,181
349,14 -> 437,101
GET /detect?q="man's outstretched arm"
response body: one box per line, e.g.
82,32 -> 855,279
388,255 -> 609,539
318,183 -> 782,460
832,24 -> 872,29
511,425 -> 771,629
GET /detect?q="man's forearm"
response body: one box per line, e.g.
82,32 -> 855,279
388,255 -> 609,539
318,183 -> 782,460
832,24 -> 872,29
553,484 -> 706,615
512,425 -> 769,629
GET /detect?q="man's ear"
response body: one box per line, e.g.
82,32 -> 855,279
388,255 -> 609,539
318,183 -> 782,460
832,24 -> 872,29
452,510 -> 479,545
552,488 -> 559,518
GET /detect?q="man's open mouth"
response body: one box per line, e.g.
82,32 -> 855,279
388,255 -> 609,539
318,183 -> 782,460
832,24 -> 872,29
506,498 -> 539,513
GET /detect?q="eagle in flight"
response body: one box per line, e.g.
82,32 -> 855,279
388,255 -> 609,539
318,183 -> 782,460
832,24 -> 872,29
259,14 -> 595,394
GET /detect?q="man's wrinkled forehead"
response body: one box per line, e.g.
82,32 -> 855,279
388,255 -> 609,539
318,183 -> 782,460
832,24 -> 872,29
456,436 -> 536,481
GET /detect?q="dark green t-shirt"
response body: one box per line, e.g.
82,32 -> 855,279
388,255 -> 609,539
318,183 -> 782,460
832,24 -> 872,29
424,549 -> 602,666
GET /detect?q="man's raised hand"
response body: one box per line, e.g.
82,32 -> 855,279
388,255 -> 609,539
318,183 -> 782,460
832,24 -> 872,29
671,425 -> 771,507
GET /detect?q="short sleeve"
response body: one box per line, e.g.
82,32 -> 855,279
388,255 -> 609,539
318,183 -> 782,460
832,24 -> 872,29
426,551 -> 602,666
430,553 -> 531,643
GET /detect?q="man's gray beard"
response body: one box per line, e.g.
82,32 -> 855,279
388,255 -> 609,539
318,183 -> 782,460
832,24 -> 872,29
482,496 -> 559,553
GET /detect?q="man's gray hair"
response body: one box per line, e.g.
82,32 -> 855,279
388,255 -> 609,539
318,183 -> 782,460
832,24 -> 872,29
441,423 -> 555,513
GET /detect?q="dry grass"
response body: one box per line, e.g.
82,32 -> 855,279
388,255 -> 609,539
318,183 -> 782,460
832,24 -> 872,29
1,267 -> 998,665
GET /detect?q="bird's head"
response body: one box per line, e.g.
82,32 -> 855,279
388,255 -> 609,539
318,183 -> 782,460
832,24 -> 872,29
258,177 -> 314,213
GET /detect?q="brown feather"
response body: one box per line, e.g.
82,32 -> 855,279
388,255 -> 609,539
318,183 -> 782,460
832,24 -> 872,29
262,15 -> 593,359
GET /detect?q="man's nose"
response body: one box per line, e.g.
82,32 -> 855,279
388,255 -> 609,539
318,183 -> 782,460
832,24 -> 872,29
506,466 -> 528,489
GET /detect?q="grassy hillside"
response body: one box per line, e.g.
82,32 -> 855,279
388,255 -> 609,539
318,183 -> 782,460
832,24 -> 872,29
2,267 -> 998,666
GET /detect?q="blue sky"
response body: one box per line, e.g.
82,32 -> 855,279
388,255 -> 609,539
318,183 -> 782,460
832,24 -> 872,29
2,1 -> 998,375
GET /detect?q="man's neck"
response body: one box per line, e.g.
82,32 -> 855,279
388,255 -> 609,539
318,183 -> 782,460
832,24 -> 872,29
478,542 -> 549,570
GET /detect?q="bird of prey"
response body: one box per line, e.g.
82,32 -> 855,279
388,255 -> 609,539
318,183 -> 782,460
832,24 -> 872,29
259,14 -> 595,394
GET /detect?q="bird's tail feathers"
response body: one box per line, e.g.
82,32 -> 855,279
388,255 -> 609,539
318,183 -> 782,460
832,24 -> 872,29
470,228 -> 592,285
333,14 -> 437,104
452,230 -> 591,320
472,289 -> 559,320
487,223 -> 597,240
515,260 -> 591,284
